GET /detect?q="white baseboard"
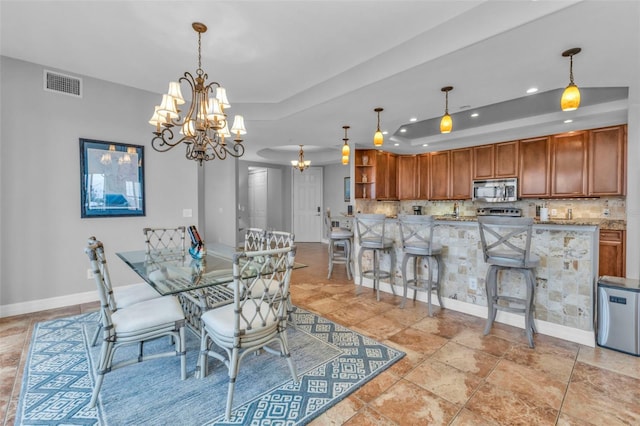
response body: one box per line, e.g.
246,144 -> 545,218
357,277 -> 596,347
1,290 -> 98,318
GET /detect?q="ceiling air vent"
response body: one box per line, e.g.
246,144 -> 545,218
44,70 -> 82,98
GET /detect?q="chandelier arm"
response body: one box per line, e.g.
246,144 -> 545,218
152,128 -> 186,152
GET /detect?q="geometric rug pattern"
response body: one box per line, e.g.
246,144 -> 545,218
16,307 -> 404,425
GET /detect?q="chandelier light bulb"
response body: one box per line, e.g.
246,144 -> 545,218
341,125 -> 351,164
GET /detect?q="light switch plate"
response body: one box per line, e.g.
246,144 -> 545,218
182,209 -> 192,218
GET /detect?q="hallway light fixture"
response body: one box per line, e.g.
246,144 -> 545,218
561,47 -> 582,111
149,22 -> 247,166
373,108 -> 384,147
440,86 -> 453,134
341,125 -> 350,165
291,145 -> 311,172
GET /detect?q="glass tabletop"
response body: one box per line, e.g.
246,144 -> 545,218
116,243 -> 305,296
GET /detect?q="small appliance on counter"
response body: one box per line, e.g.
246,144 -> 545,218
597,276 -> 640,356
412,205 -> 422,215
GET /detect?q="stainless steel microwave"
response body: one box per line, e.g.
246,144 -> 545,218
472,178 -> 518,202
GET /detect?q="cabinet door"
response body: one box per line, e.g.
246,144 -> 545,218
589,125 -> 626,196
599,230 -> 626,277
375,151 -> 397,200
387,153 -> 398,200
551,131 -> 588,197
519,136 -> 550,197
418,154 -> 430,199
473,144 -> 494,179
398,155 -> 418,200
451,148 -> 472,199
430,151 -> 450,200
495,141 -> 519,177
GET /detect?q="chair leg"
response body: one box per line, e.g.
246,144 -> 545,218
345,239 -> 352,280
89,338 -> 113,408
224,348 -> 240,421
435,255 -> 444,310
524,270 -> 536,348
199,331 -> 209,378
412,256 -> 419,302
373,250 -> 380,301
327,240 -> 335,279
389,248 -> 396,294
483,266 -> 498,335
401,254 -> 411,308
427,256 -> 433,317
357,247 -> 365,293
178,325 -> 186,380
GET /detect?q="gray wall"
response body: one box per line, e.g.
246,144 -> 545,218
0,57 -> 199,310
323,163 -> 351,217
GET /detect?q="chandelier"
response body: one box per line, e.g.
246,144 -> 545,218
291,145 -> 311,172
149,22 -> 247,165
373,107 -> 384,147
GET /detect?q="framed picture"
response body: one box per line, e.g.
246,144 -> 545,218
344,176 -> 351,202
80,138 -> 145,218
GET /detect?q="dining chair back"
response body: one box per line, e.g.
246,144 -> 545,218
264,230 -> 295,249
143,226 -> 186,261
199,245 -> 299,420
85,236 -> 186,408
244,227 -> 266,251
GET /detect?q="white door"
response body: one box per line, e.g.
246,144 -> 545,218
292,167 -> 323,242
248,168 -> 267,229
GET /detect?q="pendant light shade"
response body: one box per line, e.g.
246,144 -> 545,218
561,47 -> 581,111
373,108 -> 384,147
440,86 -> 453,134
341,125 -> 350,165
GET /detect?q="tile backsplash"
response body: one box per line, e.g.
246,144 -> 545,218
356,197 -> 626,221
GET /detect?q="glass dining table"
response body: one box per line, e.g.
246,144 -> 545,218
116,243 -> 305,333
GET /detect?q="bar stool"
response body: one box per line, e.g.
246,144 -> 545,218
477,216 -> 539,348
324,211 -> 354,279
398,214 -> 443,316
355,213 -> 396,301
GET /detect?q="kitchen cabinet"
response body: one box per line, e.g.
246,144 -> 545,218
397,155 -> 418,200
599,229 -> 626,277
473,141 -> 518,180
450,148 -> 472,199
519,136 -> 550,198
355,149 -> 375,199
375,151 -> 398,200
429,151 -> 450,200
417,153 -> 430,199
495,141 -> 519,177
472,144 -> 494,180
589,125 -> 626,196
551,131 -> 588,197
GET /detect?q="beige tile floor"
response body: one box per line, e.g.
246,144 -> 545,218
2,242 -> 640,425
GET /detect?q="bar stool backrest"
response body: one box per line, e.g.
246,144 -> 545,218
477,216 -> 535,267
398,214 -> 438,253
355,213 -> 388,245
244,228 -> 266,251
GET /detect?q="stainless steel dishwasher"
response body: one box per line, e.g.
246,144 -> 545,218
597,276 -> 640,356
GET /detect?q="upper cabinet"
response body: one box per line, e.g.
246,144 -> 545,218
375,151 -> 398,200
450,148 -> 472,199
354,149 -> 375,200
519,136 -> 550,198
418,154 -> 430,200
473,141 -> 518,180
551,131 -> 588,197
397,155 -> 418,200
429,151 -> 450,200
589,125 -> 626,196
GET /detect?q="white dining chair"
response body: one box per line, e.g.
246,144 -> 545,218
199,245 -> 299,420
85,237 -> 187,408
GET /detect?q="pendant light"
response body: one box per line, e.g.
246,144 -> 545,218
373,107 -> 384,147
341,125 -> 350,165
440,86 -> 453,134
561,47 -> 582,111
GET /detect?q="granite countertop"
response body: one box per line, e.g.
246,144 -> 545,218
433,215 -> 626,230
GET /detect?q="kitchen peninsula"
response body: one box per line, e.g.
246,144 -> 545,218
351,124 -> 627,346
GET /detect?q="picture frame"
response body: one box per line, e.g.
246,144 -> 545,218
80,138 -> 145,218
344,176 -> 351,202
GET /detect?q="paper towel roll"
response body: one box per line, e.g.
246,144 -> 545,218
540,207 -> 549,222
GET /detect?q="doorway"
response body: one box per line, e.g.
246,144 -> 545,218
292,167 -> 323,242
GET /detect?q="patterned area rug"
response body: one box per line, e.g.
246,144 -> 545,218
16,306 -> 404,425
